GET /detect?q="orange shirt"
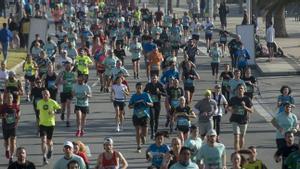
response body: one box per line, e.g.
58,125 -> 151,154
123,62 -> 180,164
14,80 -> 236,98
149,50 -> 164,66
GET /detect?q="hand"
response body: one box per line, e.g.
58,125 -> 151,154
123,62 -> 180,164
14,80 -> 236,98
275,156 -> 281,163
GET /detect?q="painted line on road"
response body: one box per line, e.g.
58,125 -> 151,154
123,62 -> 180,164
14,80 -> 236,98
252,99 -> 274,122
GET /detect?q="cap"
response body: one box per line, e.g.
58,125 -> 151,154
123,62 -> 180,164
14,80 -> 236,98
204,89 -> 212,96
104,137 -> 113,145
64,141 -> 74,149
207,129 -> 217,136
9,71 -> 16,77
215,84 -> 221,88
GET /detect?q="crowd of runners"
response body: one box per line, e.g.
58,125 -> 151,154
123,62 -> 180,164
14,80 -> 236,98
0,0 -> 299,169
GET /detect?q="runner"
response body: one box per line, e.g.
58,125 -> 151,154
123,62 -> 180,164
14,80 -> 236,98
95,137 -> 128,169
203,17 -> 214,53
228,69 -> 246,99
170,147 -> 199,169
7,147 -> 36,169
1,93 -> 20,165
238,146 -> 268,169
73,74 -> 92,137
129,36 -> 142,79
23,55 -> 38,101
36,51 -> 52,78
219,63 -> 233,101
56,61 -> 76,127
43,36 -> 58,64
128,82 -> 153,153
146,131 -> 170,168
242,67 -> 257,100
184,125 -> 202,163
75,49 -> 93,83
193,90 -> 217,139
94,47 -> 106,92
114,42 -> 126,65
161,137 -> 183,169
196,129 -> 227,169
111,60 -> 130,82
5,71 -> 23,106
0,61 -> 9,103
277,85 -> 295,114
148,47 -> 164,77
144,75 -> 166,139
42,64 -> 58,101
111,76 -> 129,132
227,83 -> 253,151
103,49 -> 118,93
37,90 -> 61,164
209,42 -> 222,83
174,96 -> 196,143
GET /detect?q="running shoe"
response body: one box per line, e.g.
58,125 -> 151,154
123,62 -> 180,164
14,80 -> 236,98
116,125 -> 120,132
60,113 -> 65,121
80,130 -> 85,137
46,150 -> 52,159
75,130 -> 81,137
66,121 -> 70,127
43,157 -> 48,165
5,150 -> 9,159
137,147 -> 142,153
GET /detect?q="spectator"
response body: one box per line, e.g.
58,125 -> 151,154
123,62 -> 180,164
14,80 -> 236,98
53,141 -> 86,169
7,147 -> 36,169
73,141 -> 90,168
266,21 -> 275,62
0,23 -> 13,62
218,0 -> 229,30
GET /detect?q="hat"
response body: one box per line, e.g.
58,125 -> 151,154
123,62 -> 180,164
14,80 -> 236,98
215,84 -> 221,88
8,71 -> 16,77
64,141 -> 74,149
104,137 -> 113,145
204,89 -> 212,96
207,129 -> 217,136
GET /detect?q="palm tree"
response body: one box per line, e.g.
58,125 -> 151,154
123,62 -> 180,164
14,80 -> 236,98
257,0 -> 299,37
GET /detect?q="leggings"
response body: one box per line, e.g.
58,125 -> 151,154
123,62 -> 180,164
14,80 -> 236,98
213,115 -> 221,135
150,102 -> 161,134
211,62 -> 219,76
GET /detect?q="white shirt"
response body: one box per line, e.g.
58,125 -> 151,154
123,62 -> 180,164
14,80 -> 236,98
0,70 -> 8,90
266,26 -> 275,43
212,93 -> 228,116
112,84 -> 127,101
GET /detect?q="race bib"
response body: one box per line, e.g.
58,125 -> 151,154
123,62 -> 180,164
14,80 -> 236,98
136,109 -> 146,118
6,114 -> 15,124
171,100 -> 180,108
177,117 -> 189,126
151,94 -> 159,102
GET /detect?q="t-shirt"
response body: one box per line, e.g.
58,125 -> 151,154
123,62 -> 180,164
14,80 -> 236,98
275,144 -> 299,169
284,151 -> 300,169
277,95 -> 295,113
210,47 -> 222,63
75,55 -> 93,75
196,143 -> 226,169
43,41 -> 57,58
112,84 -> 127,102
170,161 -> 199,169
53,154 -> 86,169
129,42 -> 142,59
184,137 -> 202,162
8,161 -> 36,169
228,79 -> 246,98
129,92 -> 153,118
37,99 -> 61,126
274,112 -> 298,139
175,106 -> 192,127
220,71 -> 233,88
147,144 -> 170,167
103,56 -> 118,76
1,104 -> 19,130
73,84 -> 91,107
143,82 -> 165,103
228,96 -> 252,124
194,99 -> 217,122
242,76 -> 256,94
212,93 -> 227,116
182,69 -> 197,87
0,69 -> 8,90
61,71 -> 76,93
167,87 -> 184,108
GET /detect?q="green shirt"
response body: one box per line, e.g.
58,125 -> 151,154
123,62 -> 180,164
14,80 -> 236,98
285,151 -> 300,169
62,71 -> 76,93
37,99 -> 61,126
196,143 -> 226,169
75,55 -> 93,74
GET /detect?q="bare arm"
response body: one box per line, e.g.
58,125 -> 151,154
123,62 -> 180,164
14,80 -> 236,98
118,152 -> 128,169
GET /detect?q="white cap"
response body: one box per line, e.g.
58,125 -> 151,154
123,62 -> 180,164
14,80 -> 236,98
104,137 -> 113,145
207,129 -> 217,136
64,141 -> 74,149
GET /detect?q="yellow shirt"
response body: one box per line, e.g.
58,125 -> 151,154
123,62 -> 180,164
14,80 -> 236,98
37,99 -> 61,126
75,55 -> 93,75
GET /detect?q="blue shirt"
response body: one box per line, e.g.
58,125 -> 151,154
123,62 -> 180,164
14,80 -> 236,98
142,42 -> 157,53
160,68 -> 180,84
0,28 -> 13,44
277,95 -> 295,113
147,144 -> 170,167
275,112 -> 298,139
129,92 -> 153,118
170,160 -> 199,169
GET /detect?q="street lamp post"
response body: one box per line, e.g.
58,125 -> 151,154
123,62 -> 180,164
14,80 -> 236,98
247,0 -> 251,24
209,0 -> 214,18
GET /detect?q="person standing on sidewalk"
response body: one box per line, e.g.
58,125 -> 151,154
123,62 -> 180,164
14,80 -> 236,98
37,89 -> 61,164
266,21 -> 275,62
0,23 -> 13,62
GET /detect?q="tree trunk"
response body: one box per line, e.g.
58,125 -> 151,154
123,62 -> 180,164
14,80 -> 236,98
274,6 -> 288,37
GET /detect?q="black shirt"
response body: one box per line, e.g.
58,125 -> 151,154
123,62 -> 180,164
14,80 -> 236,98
242,76 -> 256,93
275,144 -> 299,169
8,161 -> 36,169
144,82 -> 165,102
114,49 -> 126,60
229,96 -> 252,124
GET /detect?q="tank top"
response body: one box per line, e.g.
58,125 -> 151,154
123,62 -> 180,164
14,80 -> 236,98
102,151 -> 118,168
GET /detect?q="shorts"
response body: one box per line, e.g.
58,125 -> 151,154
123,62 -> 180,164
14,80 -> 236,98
220,41 -> 227,45
132,58 -> 140,62
192,34 -> 200,41
24,75 -> 35,82
113,101 -> 125,111
232,122 -> 248,136
205,33 -> 213,40
39,125 -> 54,140
267,42 -> 275,49
54,20 -> 62,26
184,86 -> 195,93
132,115 -> 149,127
171,45 -> 180,50
183,26 -> 189,30
3,128 -> 16,140
198,120 -> 213,136
177,125 -> 189,133
74,106 -> 89,114
97,69 -> 105,74
60,92 -> 73,103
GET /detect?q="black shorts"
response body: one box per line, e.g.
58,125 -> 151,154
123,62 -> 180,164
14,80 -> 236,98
60,92 -> 73,103
113,101 -> 125,111
39,125 -> 54,140
177,125 -> 189,133
267,42 -> 275,49
183,26 -> 189,30
132,115 -> 149,127
3,128 -> 16,140
205,33 -> 213,40
24,75 -> 35,82
220,41 -> 227,45
184,86 -> 195,93
192,34 -> 200,41
132,58 -> 140,62
74,106 -> 89,114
